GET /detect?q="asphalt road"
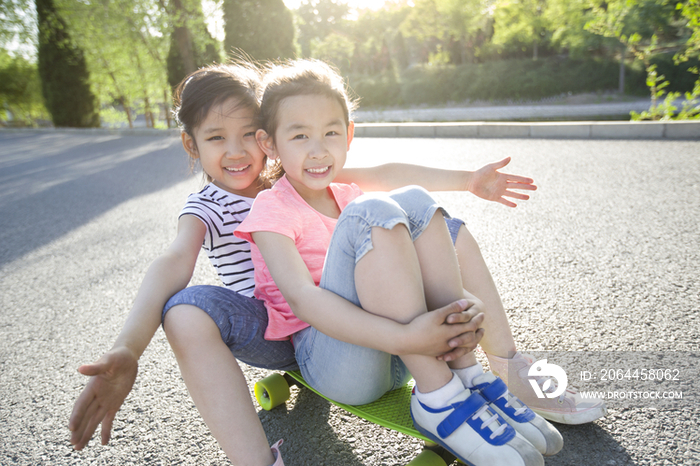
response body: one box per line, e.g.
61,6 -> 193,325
0,131 -> 698,465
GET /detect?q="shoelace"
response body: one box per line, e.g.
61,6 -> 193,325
500,391 -> 528,416
471,405 -> 509,440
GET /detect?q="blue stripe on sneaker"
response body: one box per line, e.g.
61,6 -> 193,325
414,392 -> 517,446
436,392 -> 488,438
476,378 -> 536,423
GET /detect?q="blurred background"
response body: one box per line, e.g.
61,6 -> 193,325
1,0 -> 699,128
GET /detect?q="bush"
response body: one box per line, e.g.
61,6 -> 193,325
347,71 -> 402,107
0,52 -> 49,126
349,56 -> 700,109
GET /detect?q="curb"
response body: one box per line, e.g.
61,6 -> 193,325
354,121 -> 700,139
0,127 -> 182,137
3,121 -> 700,139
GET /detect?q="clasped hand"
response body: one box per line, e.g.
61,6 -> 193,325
402,298 -> 485,361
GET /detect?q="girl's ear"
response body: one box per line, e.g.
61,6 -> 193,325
181,132 -> 199,159
347,120 -> 355,150
256,129 -> 277,159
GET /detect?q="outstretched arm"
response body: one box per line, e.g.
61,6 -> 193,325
68,216 -> 204,450
466,157 -> 536,207
336,157 -> 536,207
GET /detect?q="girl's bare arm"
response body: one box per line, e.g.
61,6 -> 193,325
252,231 -> 483,358
336,157 -> 536,207
69,215 -> 205,449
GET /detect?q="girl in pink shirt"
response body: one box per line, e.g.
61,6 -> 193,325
236,60 -> 563,466
69,61 -> 559,466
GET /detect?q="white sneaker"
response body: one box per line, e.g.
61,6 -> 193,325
410,387 -> 544,466
487,352 -> 607,425
472,372 -> 563,456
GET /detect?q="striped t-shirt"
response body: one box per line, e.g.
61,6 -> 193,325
180,183 -> 256,297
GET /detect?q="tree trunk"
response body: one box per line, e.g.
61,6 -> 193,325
619,46 -> 626,94
166,0 -> 196,75
120,96 -> 133,128
164,88 -> 172,129
533,40 -> 538,60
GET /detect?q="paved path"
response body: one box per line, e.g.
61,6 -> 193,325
0,131 -> 698,465
352,98 -> 661,122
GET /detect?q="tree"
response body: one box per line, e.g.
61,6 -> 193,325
36,0 -> 99,127
0,50 -> 48,126
586,0 -> 684,103
492,0 -> 550,60
400,0 -> 492,65
165,0 -> 221,90
55,0 -> 173,128
296,0 -> 350,57
544,0 -> 610,59
1,0 -> 36,58
223,0 -> 295,61
311,32 -> 354,72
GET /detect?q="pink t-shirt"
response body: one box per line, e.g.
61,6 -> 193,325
235,175 -> 363,341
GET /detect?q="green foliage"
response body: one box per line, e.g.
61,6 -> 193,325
56,0 -> 191,129
348,70 -> 400,107
492,0 -> 550,59
36,0 -> 99,127
0,50 -> 49,126
630,63 -> 679,120
296,0 -> 350,57
223,0 -> 295,61
353,57 -> 630,108
311,32 -> 355,72
1,0 -> 36,57
585,0 -> 700,120
400,0 -> 492,64
167,0 -> 221,90
544,0 -> 610,58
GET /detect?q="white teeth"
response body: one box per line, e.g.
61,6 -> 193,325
306,167 -> 329,174
225,166 -> 248,172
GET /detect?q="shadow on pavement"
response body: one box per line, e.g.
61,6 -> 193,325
0,132 -> 190,266
549,422 -> 636,465
258,386 -> 367,466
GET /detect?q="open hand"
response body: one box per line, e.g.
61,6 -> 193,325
469,157 -> 537,207
68,347 -> 138,450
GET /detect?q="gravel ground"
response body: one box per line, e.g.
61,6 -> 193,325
0,132 -> 698,465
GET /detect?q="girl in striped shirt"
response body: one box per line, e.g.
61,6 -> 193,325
68,61 -> 549,466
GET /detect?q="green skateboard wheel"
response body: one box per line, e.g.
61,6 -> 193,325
254,373 -> 291,411
406,449 -> 447,466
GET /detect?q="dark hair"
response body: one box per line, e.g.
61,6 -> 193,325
173,62 -> 267,184
259,59 -> 358,143
173,62 -> 262,144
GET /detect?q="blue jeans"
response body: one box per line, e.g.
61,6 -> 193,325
294,186 -> 453,405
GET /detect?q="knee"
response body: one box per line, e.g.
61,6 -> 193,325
388,185 -> 436,211
343,193 -> 405,220
163,305 -> 218,350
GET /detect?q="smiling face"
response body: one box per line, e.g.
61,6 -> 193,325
258,94 -> 354,201
182,97 -> 266,198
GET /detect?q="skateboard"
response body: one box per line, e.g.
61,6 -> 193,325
254,370 -> 459,466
